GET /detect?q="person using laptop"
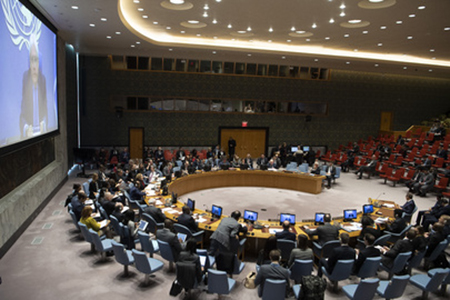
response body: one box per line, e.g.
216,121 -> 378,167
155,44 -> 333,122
177,206 -> 198,233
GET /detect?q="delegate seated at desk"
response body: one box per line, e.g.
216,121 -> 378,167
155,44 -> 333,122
305,213 -> 340,245
275,220 -> 296,241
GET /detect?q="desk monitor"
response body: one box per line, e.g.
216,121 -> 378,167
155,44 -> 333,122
138,220 -> 148,231
303,146 -> 310,152
280,213 -> 296,225
314,213 -> 325,225
243,210 -> 258,223
291,146 -> 298,153
187,198 -> 195,211
211,204 -> 223,219
344,209 -> 357,221
363,204 -> 374,214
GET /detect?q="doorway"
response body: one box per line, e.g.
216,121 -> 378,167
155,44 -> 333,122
129,127 -> 144,160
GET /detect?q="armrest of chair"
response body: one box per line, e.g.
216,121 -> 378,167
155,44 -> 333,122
239,238 -> 247,247
384,230 -> 400,237
312,241 -> 323,258
192,230 -> 205,238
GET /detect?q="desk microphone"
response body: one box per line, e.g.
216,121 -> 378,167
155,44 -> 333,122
375,192 -> 385,200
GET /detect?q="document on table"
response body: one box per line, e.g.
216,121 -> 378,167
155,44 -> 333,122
341,222 -> 362,232
269,229 -> 282,234
155,199 -> 164,206
99,220 -> 108,228
382,204 -> 395,208
161,207 -> 179,215
196,217 -> 209,223
375,217 -> 389,224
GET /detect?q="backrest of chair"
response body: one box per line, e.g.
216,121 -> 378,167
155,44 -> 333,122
109,215 -> 122,236
384,275 -> 410,299
335,166 -> 341,178
408,248 -> 427,269
78,222 -> 92,243
207,269 -> 230,294
142,213 -> 158,234
428,240 -> 449,261
132,249 -> 151,274
138,231 -> 155,253
290,259 -> 313,281
98,206 -> 109,220
88,228 -> 103,251
357,256 -> 381,279
425,268 -> 450,291
330,259 -> 354,281
322,240 -> 341,258
69,210 -> 80,229
82,182 -> 89,194
277,239 -> 296,261
438,177 -> 449,186
374,234 -> 391,246
111,240 -> 130,265
391,252 -> 411,273
262,279 -> 286,300
174,223 -> 193,238
353,278 -> 379,300
157,239 -> 175,262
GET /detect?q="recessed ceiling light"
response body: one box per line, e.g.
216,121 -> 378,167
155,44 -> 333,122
216,0 -> 221,2
291,26 -> 296,31
348,19 -> 361,24
138,8 -> 144,11
166,26 -> 171,30
287,39 -> 292,42
136,42 -> 141,44
369,0 -> 383,2
344,34 -> 349,37
153,21 -> 158,25
296,31 -> 306,34
231,38 -> 235,41
374,64 -> 379,67
203,11 -> 208,17
101,18 -> 107,21
396,21 -> 403,24
227,24 -> 232,28
314,59 -> 319,62
71,6 -> 79,10
432,57 -> 436,60
354,49 -> 358,51
325,37 -> 330,40
378,43 -> 383,46
429,69 -> 433,72
131,45 -> 135,47
212,19 -> 217,24
445,27 -> 450,31
346,62 -> 350,64
380,26 -> 387,30
196,33 -> 201,36
237,31 -> 246,34
169,48 -> 173,51
306,38 -> 310,42
115,31 -> 121,35
247,26 -> 252,31
248,54 -> 252,56
329,18 -> 335,23
133,0 -> 140,3
204,4 -> 209,10
418,6 -> 426,10
407,36 -> 413,39
170,0 -> 185,4
212,51 -> 216,54
188,20 -> 199,24
106,36 -> 111,39
340,11 -> 346,17
269,27 -> 273,32
213,36 -> 217,39
362,30 -> 368,34
430,49 -> 435,52
282,56 -> 286,59
409,14 -> 416,18
180,31 -> 185,33
312,23 -> 317,28
268,40 -> 272,42
340,4 -> 346,9
403,67 -> 407,69
89,23 -> 95,27
142,15 -> 148,19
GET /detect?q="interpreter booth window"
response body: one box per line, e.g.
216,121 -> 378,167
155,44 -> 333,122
289,66 -> 299,78
111,56 -> 126,69
164,58 -> 175,71
279,65 -> 289,77
161,98 -> 174,110
212,61 -> 223,73
244,101 -> 255,113
246,63 -> 257,75
257,64 -> 267,76
149,98 -> 162,110
176,59 -> 187,72
137,97 -> 148,110
138,57 -> 149,70
198,100 -> 210,111
127,97 -> 137,110
223,62 -> 234,74
187,60 -> 199,72
268,65 -> 278,76
185,99 -> 199,111
151,58 -> 163,70
222,100 -> 234,112
126,56 -> 137,70
211,99 -> 222,112
266,102 -> 277,113
174,99 -> 186,111
255,101 -> 266,113
200,60 -> 212,73
299,67 -> 310,79
277,102 -> 288,113
235,62 -> 245,74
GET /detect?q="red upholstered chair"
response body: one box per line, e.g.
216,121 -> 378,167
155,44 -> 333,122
403,152 -> 415,164
354,157 -> 368,169
442,189 -> 450,198
379,167 -> 393,183
389,156 -> 404,167
432,157 -> 444,168
434,177 -> 449,194
386,168 -> 405,187
164,150 -> 173,161
400,169 -> 415,182
426,133 -> 434,143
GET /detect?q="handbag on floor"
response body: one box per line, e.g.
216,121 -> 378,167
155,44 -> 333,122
169,279 -> 183,296
243,271 -> 256,289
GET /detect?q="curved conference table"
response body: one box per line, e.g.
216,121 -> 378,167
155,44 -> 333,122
145,170 -> 399,253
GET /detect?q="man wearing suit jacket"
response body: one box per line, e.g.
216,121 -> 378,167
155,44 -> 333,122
381,229 -> 416,269
177,206 -> 198,233
412,169 -> 435,196
422,198 -> 450,231
144,199 -> 167,223
394,192 -> 416,217
209,210 -> 248,255
324,162 -> 336,189
385,211 -> 407,234
436,146 -> 448,160
305,213 -> 340,245
275,220 -> 296,241
255,249 -> 291,297
157,219 -> 183,261
318,233 -> 355,277
355,155 -> 378,179
353,233 -> 381,274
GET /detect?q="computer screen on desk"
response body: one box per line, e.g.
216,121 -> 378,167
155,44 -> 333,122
315,213 -> 325,225
303,146 -> 310,152
344,209 -> 357,220
363,204 -> 374,214
280,213 -> 296,225
187,198 -> 195,211
291,146 -> 298,153
211,205 -> 223,219
244,210 -> 258,222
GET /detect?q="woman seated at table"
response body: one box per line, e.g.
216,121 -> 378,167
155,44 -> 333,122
80,206 -> 112,238
288,234 -> 313,267
359,215 -> 381,240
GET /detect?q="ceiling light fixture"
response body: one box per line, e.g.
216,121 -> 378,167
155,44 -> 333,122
170,0 -> 185,4
169,48 -> 173,51
346,62 -> 350,64
403,67 -> 407,69
166,26 -> 171,29
374,64 -> 379,67
269,27 -> 273,32
409,14 -> 416,18
418,6 -> 426,10
212,19 -> 217,24
131,45 -> 135,47
101,18 -> 107,21
287,39 -> 291,42
142,15 -> 148,19
296,30 -> 306,34
133,0 -> 140,3
407,36 -> 413,39
306,38 -> 310,42
212,51 -> 216,54
329,18 -> 335,23
362,30 -> 368,34
71,6 -> 79,10
314,59 -> 319,62
445,27 -> 450,31
344,34 -> 349,37
203,11 -> 208,17
188,20 -> 199,24
396,21 -> 403,24
227,24 -> 232,28
247,26 -> 252,31
115,31 -> 121,35
429,69 -> 433,72
348,19 -> 361,24
369,0 -> 384,2
89,23 -> 95,27
248,54 -> 252,56
180,31 -> 185,33
430,49 -> 435,52
312,23 -> 317,28
106,36 -> 111,39
136,42 -> 141,44
204,4 -> 209,10
291,26 -> 296,31
378,43 -> 383,46
237,31 -> 246,34
153,21 -> 158,24
340,4 -> 346,9
340,11 -> 346,17
380,26 -> 387,29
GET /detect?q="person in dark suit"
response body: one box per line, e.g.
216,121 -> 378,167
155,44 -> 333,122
394,192 -> 416,217
129,181 -> 146,203
177,206 -> 198,233
144,199 -> 167,223
255,249 -> 291,297
435,145 -> 448,160
422,198 -> 450,231
257,154 -> 269,170
353,233 -> 381,274
243,153 -> 254,170
228,137 -> 236,157
305,213 -> 340,245
406,169 -> 424,190
99,192 -> 118,216
318,233 -> 355,277
380,229 -> 416,269
275,220 -> 296,241
324,162 -> 336,188
176,147 -> 186,161
359,216 -> 381,239
157,219 -> 183,261
88,173 -> 100,200
177,238 -> 203,288
385,210 -> 407,234
209,210 -> 247,255
412,169 -> 435,197
20,35 -> 48,139
355,155 -> 378,179
111,203 -> 125,223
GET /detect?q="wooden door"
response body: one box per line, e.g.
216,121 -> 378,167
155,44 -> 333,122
380,111 -> 393,132
220,128 -> 268,159
129,127 -> 144,160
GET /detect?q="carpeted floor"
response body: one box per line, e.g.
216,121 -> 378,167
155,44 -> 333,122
0,168 -> 448,300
